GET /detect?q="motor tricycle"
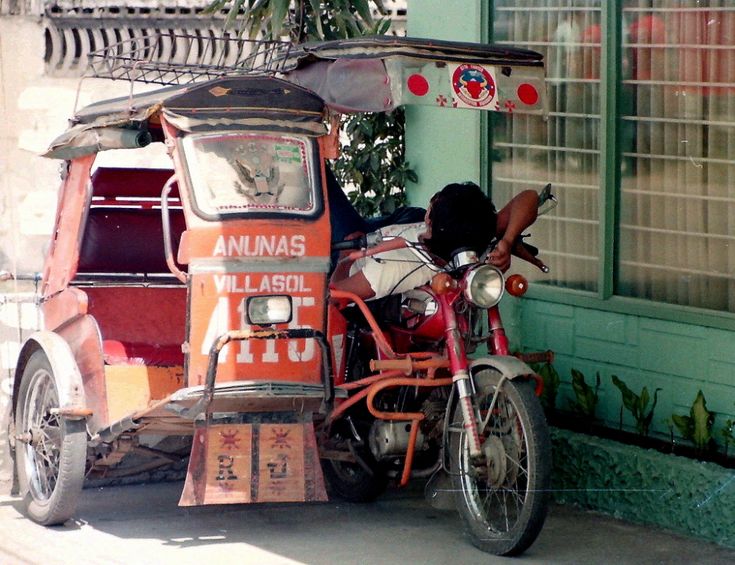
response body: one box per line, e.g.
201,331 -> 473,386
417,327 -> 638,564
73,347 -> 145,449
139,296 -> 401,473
4,34 -> 552,556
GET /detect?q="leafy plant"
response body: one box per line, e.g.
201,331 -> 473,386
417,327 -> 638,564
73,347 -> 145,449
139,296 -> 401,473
531,362 -> 560,414
206,0 -> 415,217
207,0 -> 390,41
671,390 -> 716,452
333,109 -> 416,216
569,369 -> 600,420
611,375 -> 661,436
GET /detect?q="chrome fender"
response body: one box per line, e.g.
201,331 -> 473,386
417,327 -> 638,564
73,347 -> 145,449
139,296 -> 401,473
469,355 -> 535,381
12,331 -> 87,416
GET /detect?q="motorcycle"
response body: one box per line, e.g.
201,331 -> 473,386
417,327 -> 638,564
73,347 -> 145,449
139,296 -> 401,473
322,184 -> 556,555
3,33 -> 552,557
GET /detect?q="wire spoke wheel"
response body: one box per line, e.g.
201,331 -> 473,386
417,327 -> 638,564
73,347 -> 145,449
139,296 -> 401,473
449,369 -> 551,556
15,350 -> 87,525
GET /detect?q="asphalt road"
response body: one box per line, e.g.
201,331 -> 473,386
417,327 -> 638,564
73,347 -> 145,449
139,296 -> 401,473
1,478 -> 734,565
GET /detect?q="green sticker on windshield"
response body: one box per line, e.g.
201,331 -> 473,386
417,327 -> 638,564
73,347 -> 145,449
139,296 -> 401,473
274,144 -> 302,164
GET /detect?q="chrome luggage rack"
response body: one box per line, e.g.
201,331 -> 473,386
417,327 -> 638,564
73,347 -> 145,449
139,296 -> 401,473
87,32 -> 295,86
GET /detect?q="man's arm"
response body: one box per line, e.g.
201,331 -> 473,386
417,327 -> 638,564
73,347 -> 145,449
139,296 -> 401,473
487,190 -> 539,271
330,266 -> 377,300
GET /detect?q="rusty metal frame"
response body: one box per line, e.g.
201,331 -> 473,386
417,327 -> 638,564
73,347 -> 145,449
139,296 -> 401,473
182,328 -> 334,419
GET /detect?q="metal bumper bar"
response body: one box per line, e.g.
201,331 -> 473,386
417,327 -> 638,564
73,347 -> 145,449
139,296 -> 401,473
188,328 -> 334,419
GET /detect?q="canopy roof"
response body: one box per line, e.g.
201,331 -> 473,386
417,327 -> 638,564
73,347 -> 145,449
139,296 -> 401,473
45,35 -> 546,159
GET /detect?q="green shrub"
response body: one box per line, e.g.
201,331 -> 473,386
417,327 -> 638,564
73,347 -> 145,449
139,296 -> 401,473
670,390 -> 716,452
569,369 -> 600,420
611,375 -> 661,436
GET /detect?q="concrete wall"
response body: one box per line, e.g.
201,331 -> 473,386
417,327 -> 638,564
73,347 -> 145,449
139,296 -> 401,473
404,1 -> 484,206
552,428 -> 735,547
0,14 -> 153,482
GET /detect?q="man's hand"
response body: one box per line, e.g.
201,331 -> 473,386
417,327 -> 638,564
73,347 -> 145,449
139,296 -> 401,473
487,238 -> 512,272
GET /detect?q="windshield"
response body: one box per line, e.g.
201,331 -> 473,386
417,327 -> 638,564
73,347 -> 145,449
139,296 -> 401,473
181,132 -> 319,218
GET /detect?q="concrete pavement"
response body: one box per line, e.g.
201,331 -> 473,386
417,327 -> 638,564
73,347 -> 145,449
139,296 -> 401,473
0,478 -> 734,565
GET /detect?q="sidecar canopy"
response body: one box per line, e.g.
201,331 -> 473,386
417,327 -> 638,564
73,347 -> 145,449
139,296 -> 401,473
44,35 -> 546,160
282,36 -> 547,114
44,76 -> 327,159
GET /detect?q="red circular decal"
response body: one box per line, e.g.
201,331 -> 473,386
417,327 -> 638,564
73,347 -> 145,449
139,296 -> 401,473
517,83 -> 539,106
451,64 -> 496,108
407,74 -> 430,97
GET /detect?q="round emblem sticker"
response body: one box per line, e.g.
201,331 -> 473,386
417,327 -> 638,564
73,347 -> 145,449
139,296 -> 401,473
452,64 -> 496,108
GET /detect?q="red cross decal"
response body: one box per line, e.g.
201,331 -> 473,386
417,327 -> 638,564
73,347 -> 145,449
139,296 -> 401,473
270,428 -> 292,449
219,429 -> 241,450
504,100 -> 516,112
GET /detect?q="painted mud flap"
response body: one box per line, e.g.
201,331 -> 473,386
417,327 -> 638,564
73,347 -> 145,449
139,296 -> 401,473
179,416 -> 327,506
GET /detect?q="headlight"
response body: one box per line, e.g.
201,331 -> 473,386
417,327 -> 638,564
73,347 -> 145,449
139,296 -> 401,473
246,295 -> 292,325
464,265 -> 504,308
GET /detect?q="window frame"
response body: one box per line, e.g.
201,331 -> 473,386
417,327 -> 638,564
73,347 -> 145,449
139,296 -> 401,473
485,1 -> 735,332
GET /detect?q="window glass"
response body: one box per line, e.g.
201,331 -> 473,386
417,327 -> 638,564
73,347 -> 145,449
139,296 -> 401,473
618,1 -> 735,311
182,133 -> 318,218
493,0 -> 602,292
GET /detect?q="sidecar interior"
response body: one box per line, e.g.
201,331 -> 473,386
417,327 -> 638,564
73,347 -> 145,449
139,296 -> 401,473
74,166 -> 187,366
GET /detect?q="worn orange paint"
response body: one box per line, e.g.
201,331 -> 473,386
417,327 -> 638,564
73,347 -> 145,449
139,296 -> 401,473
180,424 -> 254,506
104,365 -> 184,424
179,421 -> 326,506
257,423 -> 306,502
41,155 -> 95,298
159,116 -> 333,389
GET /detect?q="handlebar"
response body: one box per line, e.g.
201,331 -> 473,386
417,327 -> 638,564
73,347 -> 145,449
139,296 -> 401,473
332,183 -> 556,272
331,238 -> 365,251
331,231 -> 383,251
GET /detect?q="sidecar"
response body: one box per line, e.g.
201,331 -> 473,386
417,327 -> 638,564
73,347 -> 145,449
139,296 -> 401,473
6,34 -> 547,525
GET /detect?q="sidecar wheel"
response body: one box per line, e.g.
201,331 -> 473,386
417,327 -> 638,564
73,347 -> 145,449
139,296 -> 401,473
321,423 -> 387,502
448,369 -> 551,556
15,350 -> 87,525
322,457 -> 388,503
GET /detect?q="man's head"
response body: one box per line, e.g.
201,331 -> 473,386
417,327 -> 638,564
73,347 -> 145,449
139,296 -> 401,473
424,182 -> 497,261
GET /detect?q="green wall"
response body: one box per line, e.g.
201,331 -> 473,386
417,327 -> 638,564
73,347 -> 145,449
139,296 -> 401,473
519,298 -> 735,439
406,3 -> 735,446
405,1 -> 484,206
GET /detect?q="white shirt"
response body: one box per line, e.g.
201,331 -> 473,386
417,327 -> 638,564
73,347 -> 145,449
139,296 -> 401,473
350,222 -> 441,300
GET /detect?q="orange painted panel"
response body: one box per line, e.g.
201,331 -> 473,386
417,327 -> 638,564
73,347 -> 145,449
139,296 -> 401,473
180,424 -> 254,506
42,287 -> 88,332
256,423 -> 306,502
105,365 -> 184,423
181,221 -> 330,260
187,271 -> 326,386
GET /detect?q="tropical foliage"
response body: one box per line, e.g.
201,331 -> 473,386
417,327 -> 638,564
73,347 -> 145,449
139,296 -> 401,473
611,375 -> 660,437
670,390 -> 716,452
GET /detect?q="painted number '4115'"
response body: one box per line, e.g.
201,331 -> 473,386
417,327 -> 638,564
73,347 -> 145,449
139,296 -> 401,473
202,296 -> 316,363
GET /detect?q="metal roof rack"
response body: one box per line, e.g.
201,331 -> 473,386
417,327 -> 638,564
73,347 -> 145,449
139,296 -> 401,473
87,32 -> 294,86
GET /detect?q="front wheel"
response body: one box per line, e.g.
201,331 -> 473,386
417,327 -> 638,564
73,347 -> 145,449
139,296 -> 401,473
448,369 -> 551,556
15,350 -> 87,525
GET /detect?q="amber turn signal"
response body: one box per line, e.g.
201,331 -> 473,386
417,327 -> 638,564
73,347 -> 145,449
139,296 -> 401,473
431,273 -> 456,295
505,274 -> 528,297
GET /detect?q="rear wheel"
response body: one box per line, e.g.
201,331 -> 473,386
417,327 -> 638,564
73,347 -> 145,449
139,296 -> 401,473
448,369 -> 550,556
15,350 -> 87,525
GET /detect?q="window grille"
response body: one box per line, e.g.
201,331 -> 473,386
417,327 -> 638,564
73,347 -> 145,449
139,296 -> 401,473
618,0 -> 735,312
493,0 -> 602,292
493,0 -> 735,315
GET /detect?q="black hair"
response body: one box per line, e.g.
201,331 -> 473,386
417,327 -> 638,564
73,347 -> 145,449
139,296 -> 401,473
423,182 -> 497,262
